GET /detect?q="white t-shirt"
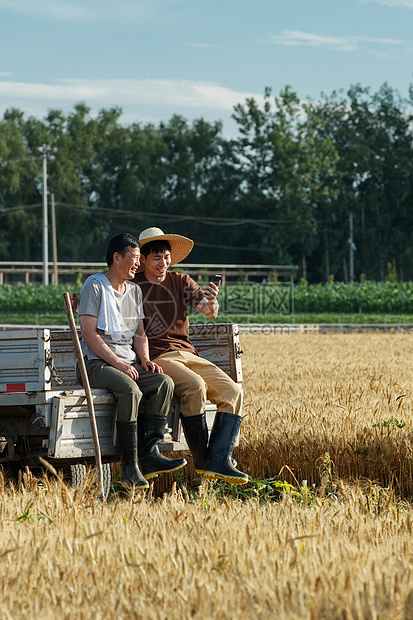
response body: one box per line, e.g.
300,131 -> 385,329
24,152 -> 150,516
78,277 -> 145,364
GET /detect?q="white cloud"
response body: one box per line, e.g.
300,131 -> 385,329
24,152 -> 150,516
0,0 -> 174,23
268,30 -> 409,52
364,0 -> 413,7
0,78 -> 262,111
270,31 -> 357,51
185,43 -> 217,49
0,0 -> 85,21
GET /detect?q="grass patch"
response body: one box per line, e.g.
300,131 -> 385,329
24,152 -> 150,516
210,312 -> 413,324
1,312 -> 413,326
0,312 -> 80,326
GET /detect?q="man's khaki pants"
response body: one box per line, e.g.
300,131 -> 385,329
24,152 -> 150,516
77,358 -> 174,422
153,350 -> 242,417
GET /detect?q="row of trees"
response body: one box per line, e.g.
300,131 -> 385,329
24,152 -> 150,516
1,82 -> 413,283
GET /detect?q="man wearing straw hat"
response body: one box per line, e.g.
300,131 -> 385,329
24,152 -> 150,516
133,227 -> 248,485
76,232 -> 186,490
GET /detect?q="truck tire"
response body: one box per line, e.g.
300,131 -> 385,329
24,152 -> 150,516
70,463 -> 111,499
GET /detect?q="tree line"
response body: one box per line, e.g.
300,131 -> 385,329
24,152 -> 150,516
1,82 -> 413,283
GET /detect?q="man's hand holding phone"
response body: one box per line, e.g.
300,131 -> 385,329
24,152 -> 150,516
204,274 -> 221,300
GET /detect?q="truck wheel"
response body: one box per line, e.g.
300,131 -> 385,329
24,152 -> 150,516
70,463 -> 111,499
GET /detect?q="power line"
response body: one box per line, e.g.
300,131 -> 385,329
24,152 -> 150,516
0,203 -> 42,218
0,201 -> 299,253
0,200 -> 355,231
0,155 -> 43,164
55,201 -> 295,227
194,241 -> 280,252
0,200 -> 300,234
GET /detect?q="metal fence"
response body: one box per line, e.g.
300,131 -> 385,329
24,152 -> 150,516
0,261 -> 298,285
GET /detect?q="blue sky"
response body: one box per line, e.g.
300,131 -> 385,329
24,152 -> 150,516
1,0 -> 413,136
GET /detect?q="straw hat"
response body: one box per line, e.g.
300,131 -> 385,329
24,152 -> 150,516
137,227 -> 194,272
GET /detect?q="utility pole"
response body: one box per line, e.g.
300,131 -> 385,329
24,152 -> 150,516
51,193 -> 58,285
38,144 -> 57,285
348,213 -> 356,283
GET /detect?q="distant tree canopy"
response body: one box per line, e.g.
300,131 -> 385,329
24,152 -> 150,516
1,83 -> 413,283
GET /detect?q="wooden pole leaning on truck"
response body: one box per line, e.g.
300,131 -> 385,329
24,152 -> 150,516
62,292 -> 105,500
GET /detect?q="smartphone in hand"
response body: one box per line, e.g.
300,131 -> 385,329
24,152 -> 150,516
210,274 -> 222,286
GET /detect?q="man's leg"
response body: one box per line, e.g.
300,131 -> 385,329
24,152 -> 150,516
176,357 -> 247,484
155,352 -> 247,483
155,351 -> 243,416
153,352 -> 208,416
134,365 -> 175,417
80,358 -> 142,421
151,352 -> 208,474
134,367 -> 187,479
176,354 -> 243,417
77,359 -> 148,489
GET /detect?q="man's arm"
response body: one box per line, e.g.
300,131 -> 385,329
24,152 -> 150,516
81,314 -> 140,381
195,281 -> 220,319
132,321 -> 164,374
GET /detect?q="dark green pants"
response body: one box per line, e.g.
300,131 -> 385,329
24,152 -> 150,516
77,358 -> 174,422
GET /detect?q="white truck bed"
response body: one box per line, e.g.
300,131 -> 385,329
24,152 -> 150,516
0,324 -> 242,467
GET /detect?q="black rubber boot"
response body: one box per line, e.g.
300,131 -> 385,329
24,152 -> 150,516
116,421 -> 149,490
202,412 -> 248,485
180,413 -> 209,474
138,414 -> 187,480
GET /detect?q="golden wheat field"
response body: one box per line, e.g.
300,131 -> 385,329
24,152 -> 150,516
2,332 -> 413,620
